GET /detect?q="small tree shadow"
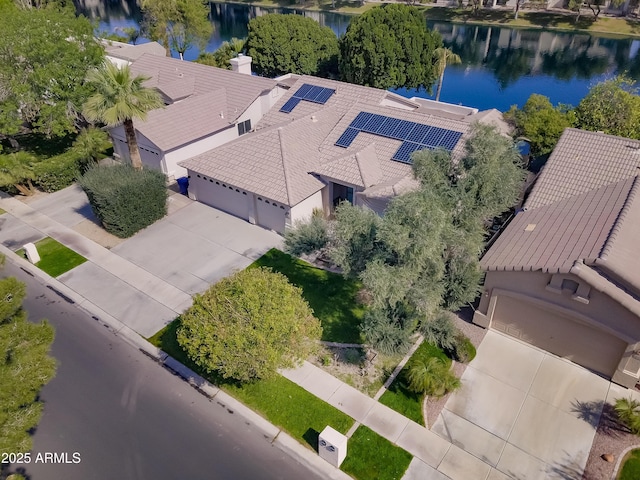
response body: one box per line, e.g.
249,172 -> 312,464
548,452 -> 588,480
571,399 -> 629,436
303,427 -> 320,450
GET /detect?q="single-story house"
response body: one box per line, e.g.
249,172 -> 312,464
109,54 -> 287,180
474,128 -> 640,387
179,74 -> 509,233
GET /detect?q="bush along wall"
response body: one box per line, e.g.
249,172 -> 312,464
33,151 -> 82,193
79,165 -> 167,238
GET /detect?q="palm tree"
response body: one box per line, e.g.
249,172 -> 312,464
615,397 -> 640,434
83,62 -> 163,171
434,47 -> 462,103
406,356 -> 461,398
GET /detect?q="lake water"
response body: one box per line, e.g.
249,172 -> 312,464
77,0 -> 640,111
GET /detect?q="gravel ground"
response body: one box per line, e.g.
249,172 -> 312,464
425,308 -> 487,429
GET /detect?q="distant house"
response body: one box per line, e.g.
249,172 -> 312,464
474,128 -> 640,387
179,74 -> 509,233
109,54 -> 286,180
103,40 -> 166,68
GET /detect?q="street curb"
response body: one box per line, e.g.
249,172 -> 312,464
0,245 -> 352,480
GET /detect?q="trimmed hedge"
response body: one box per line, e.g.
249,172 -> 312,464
33,151 -> 81,193
79,165 -> 167,238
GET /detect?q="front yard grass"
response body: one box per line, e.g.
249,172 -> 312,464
250,249 -> 365,344
0,208 -> 5,215
378,341 -> 450,425
341,425 -> 413,480
618,449 -> 640,480
148,319 -> 354,449
16,237 -> 87,277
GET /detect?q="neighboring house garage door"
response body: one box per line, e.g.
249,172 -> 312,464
255,196 -> 286,233
192,175 -> 251,221
491,295 -> 627,377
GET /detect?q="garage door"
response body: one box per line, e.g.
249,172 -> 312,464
192,175 -> 250,221
492,296 -> 627,377
255,197 -> 286,233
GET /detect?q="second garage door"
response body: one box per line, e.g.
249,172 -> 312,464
492,295 -> 626,377
192,175 -> 251,221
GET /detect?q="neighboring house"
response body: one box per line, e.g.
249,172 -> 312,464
109,54 -> 286,180
103,40 -> 166,68
474,128 -> 640,387
180,74 -> 509,233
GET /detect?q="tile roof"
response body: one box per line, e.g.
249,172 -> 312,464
525,128 -> 640,209
134,90 -> 229,151
130,53 -> 276,121
311,143 -> 383,188
103,40 -> 166,61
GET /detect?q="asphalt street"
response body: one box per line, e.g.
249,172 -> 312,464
1,261 -> 323,480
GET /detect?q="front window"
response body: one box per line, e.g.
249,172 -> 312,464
237,119 -> 251,136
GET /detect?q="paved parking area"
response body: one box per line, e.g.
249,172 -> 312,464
432,331 -> 611,479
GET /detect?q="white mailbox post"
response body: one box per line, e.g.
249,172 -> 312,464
23,242 -> 40,264
318,426 -> 347,468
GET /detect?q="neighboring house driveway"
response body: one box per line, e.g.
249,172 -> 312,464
429,331 -> 610,480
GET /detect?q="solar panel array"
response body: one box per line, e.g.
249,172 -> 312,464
334,111 -> 464,164
279,83 -> 336,113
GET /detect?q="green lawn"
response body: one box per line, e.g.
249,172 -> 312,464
378,342 -> 450,425
0,208 -> 5,215
619,449 -> 640,480
341,425 -> 413,480
16,237 -> 87,277
148,319 -> 354,449
250,249 -> 365,344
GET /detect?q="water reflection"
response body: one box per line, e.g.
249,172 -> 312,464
77,0 -> 640,110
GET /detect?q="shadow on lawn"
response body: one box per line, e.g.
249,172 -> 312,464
303,427 -> 320,450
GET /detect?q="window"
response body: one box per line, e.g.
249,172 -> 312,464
237,119 -> 252,136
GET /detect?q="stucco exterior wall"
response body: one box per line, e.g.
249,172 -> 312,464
290,190 -> 324,224
475,269 -> 640,386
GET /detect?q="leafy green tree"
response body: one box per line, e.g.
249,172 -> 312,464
83,62 -> 164,171
574,76 -> 640,139
0,2 -> 104,139
0,256 -> 56,453
360,307 -> 413,355
284,214 -> 329,257
505,94 -> 574,157
141,0 -> 213,59
0,152 -> 37,196
405,356 -> 460,397
434,47 -> 461,102
196,38 -> 245,69
177,267 -> 322,382
245,14 -> 339,78
339,4 -> 442,91
71,128 -> 111,171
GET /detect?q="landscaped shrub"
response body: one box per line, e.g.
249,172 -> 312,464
33,151 -> 81,192
79,164 -> 167,238
360,308 -> 412,355
283,213 -> 329,256
615,397 -> 640,435
405,356 -> 460,398
450,334 -> 476,363
420,312 -> 458,352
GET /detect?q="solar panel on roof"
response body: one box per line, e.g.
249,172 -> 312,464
376,117 -> 403,138
305,85 -> 324,101
313,88 -> 335,104
390,121 -> 417,140
294,83 -> 314,99
350,112 -> 374,129
435,130 -> 463,150
422,127 -> 448,147
335,127 -> 359,148
406,124 -> 432,144
280,97 -> 302,113
392,142 -> 425,163
361,114 -> 386,134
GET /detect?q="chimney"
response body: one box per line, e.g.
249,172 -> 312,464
230,54 -> 252,75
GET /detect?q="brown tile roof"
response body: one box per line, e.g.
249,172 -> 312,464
130,53 -> 276,121
311,143 -> 383,188
103,40 -> 166,61
525,128 -> 640,209
135,90 -> 230,151
481,176 -> 636,274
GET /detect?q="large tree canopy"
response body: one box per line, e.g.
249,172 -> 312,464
177,267 -> 322,382
338,4 -> 442,90
245,14 -> 339,78
141,0 -> 213,59
0,2 -> 104,138
0,256 -> 56,453
574,76 -> 640,140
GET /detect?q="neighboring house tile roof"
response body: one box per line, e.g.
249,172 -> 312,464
103,40 -> 166,62
134,90 -> 229,152
482,128 -> 640,299
130,53 -> 276,122
525,128 -> 640,209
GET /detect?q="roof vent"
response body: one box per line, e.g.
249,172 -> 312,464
311,115 -> 317,122
525,224 -> 536,232
219,111 -> 224,119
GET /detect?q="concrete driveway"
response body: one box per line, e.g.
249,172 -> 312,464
431,331 -> 611,480
111,201 -> 283,295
